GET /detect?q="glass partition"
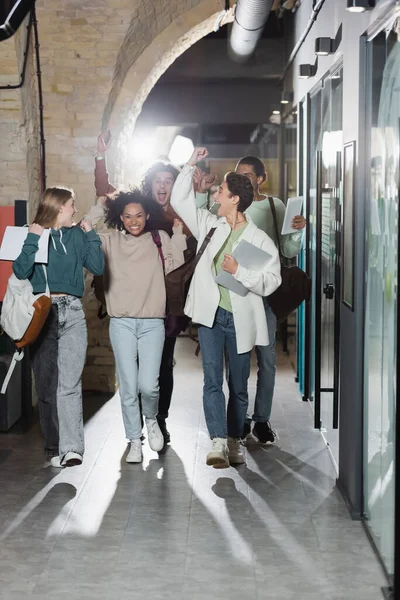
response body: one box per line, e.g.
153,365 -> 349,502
364,28 -> 399,577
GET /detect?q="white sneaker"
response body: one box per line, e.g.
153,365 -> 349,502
126,439 -> 142,463
206,438 -> 229,469
228,437 -> 246,465
50,456 -> 63,468
146,418 -> 164,452
61,452 -> 82,467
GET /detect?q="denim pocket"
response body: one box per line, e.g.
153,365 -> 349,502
70,299 -> 83,311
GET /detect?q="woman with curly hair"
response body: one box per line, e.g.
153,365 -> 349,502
93,131 -> 212,444
86,189 -> 187,463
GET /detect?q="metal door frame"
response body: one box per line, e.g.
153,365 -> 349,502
303,61 -> 343,431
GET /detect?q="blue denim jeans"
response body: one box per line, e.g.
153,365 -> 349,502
250,298 -> 277,423
109,317 -> 165,440
52,296 -> 87,460
198,307 -> 251,439
31,304 -> 59,456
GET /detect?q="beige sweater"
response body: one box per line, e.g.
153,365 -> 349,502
86,203 -> 186,318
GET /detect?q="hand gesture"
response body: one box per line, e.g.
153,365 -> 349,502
188,147 -> 209,167
221,254 -> 238,275
29,223 -> 44,236
97,130 -> 112,156
173,218 -> 184,235
193,167 -> 203,192
80,219 -> 93,232
291,215 -> 306,231
198,173 -> 217,194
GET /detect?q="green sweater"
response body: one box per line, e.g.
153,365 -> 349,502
13,227 -> 104,297
245,196 -> 303,259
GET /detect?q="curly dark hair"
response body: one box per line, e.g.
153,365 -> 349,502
104,188 -> 165,232
225,172 -> 254,213
140,161 -> 179,197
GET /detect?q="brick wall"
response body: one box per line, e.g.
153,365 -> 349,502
0,0 -> 232,392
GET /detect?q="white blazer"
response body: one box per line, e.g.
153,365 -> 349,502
171,164 -> 282,354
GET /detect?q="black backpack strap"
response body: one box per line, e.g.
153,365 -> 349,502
268,196 -> 283,262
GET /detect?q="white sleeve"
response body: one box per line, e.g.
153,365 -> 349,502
171,164 -> 217,240
233,234 -> 282,296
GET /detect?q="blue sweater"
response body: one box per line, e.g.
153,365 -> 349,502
13,227 -> 104,297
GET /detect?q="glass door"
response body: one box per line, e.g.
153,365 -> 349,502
305,65 -> 343,467
364,28 -> 399,581
319,68 -> 342,464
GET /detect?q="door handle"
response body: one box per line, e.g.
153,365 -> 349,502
323,283 -> 334,299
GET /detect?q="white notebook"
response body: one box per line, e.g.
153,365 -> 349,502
0,226 -> 50,263
281,196 -> 304,235
215,240 -> 271,297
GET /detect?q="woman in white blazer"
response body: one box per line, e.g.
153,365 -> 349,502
171,147 -> 281,469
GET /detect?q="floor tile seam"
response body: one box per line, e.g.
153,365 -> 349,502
182,407 -> 203,579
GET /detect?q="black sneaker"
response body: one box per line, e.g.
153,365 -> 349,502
241,422 -> 251,441
157,418 -> 171,444
252,421 -> 276,444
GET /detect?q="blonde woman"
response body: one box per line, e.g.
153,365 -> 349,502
13,187 -> 104,467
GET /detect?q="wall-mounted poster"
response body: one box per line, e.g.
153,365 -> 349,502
342,141 -> 355,310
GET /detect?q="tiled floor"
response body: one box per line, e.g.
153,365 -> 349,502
0,337 -> 387,600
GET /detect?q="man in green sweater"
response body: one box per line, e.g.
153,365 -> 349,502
235,156 -> 306,443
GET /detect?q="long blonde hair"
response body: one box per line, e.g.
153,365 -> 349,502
33,187 -> 75,228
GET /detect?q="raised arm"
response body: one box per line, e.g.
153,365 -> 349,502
94,131 -> 116,197
84,197 -> 107,230
170,219 -> 187,268
13,225 -> 43,280
79,221 -> 105,276
170,147 -> 217,240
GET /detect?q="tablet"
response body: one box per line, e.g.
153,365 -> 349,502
281,196 -> 304,235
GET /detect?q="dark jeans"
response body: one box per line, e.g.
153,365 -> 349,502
30,305 -> 59,456
158,336 -> 177,420
198,307 -> 251,439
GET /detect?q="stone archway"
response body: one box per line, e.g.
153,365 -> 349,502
102,0 -> 233,187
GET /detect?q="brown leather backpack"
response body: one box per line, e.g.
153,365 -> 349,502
165,228 -> 216,317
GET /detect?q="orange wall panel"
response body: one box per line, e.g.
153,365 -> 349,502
0,207 -> 15,302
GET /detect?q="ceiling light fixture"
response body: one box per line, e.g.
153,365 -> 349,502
346,0 -> 375,12
272,110 -> 281,115
280,91 -> 294,104
168,135 -> 194,165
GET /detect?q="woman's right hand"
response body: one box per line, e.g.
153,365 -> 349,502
173,218 -> 184,235
97,130 -> 112,156
29,223 -> 44,236
188,147 -> 209,167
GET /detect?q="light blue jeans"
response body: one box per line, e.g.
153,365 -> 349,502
52,296 -> 87,460
109,317 -> 165,440
248,298 -> 277,423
